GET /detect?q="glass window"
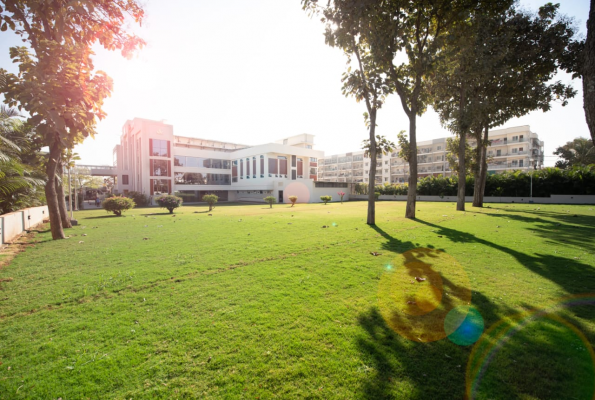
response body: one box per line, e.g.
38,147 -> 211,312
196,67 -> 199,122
122,175 -> 129,185
184,157 -> 198,167
278,156 -> 287,175
310,157 -> 317,162
211,159 -> 222,169
150,139 -> 169,157
269,158 -> 278,174
174,156 -> 185,167
246,158 -> 250,176
151,159 -> 169,176
174,173 -> 231,185
223,160 -> 231,169
152,179 -> 169,194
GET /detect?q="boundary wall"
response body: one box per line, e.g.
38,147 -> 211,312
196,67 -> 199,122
0,205 -> 49,244
350,194 -> 595,204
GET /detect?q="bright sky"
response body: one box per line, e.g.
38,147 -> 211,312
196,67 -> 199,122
0,0 -> 591,166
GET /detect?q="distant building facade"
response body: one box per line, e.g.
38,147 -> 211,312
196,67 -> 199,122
112,118 -> 341,203
318,126 -> 544,184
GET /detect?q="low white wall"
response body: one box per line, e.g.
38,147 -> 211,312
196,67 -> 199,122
0,205 -> 48,244
350,194 -> 595,204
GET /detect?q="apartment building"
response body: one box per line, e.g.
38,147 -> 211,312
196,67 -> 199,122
112,118 -> 340,203
318,126 -> 544,184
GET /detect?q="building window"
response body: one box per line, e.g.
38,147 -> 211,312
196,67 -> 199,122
232,160 -> 238,182
279,156 -> 288,175
385,161 -> 388,165
253,157 -> 256,177
260,155 -> 264,177
246,158 -> 250,177
151,159 -> 170,176
269,157 -> 278,175
310,157 -> 317,162
306,145 -> 312,149
174,156 -> 185,166
512,148 -> 518,154
174,173 -> 231,185
151,179 -> 170,195
297,158 -> 303,177
150,139 -> 169,157
365,163 -> 369,167
437,146 -> 442,150
122,175 -> 129,185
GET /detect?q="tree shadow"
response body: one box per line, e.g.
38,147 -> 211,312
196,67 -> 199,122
415,219 -> 595,305
472,208 -> 595,252
139,212 -> 175,216
83,215 -> 124,219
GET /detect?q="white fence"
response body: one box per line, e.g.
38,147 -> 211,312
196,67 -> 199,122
0,205 -> 49,244
350,194 -> 595,204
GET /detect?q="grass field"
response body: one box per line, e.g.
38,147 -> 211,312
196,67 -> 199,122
0,201 -> 594,399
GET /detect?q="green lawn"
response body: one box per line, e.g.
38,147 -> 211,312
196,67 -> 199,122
0,201 -> 594,399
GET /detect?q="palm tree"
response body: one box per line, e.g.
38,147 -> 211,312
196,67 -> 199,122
554,138 -> 595,168
0,106 -> 46,214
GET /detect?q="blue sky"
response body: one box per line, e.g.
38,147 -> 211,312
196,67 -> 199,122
0,0 -> 591,166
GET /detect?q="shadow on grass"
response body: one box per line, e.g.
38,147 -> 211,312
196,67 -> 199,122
355,223 -> 595,398
140,212 -> 175,216
415,219 -> 595,298
475,207 -> 595,252
83,215 -> 123,219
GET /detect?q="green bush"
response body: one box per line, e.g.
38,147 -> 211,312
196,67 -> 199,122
156,195 -> 183,214
202,194 -> 218,211
102,196 -> 135,216
126,191 -> 149,207
264,196 -> 276,208
320,195 -> 332,204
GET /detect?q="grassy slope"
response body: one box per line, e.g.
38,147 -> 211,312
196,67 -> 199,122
0,201 -> 594,399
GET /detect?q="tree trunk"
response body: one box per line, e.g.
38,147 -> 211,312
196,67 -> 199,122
478,124 -> 490,206
56,162 -> 72,229
405,114 -> 417,219
367,109 -> 377,225
45,142 -> 65,240
456,85 -> 467,212
472,127 -> 484,207
209,204 -> 212,211
584,0 -> 595,143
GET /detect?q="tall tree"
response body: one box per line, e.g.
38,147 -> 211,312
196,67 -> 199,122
431,3 -> 579,208
0,1 -> 145,239
305,1 -> 390,225
584,0 -> 595,143
554,137 -> 595,168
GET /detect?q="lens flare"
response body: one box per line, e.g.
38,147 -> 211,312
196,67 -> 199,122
377,248 -> 474,342
445,306 -> 484,346
466,295 -> 595,400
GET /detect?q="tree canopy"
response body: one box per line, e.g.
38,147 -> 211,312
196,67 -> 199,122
554,137 -> 595,169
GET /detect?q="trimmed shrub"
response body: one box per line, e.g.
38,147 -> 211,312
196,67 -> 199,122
320,195 -> 332,205
264,196 -> 276,208
126,191 -> 149,207
156,195 -> 183,214
202,194 -> 218,211
288,195 -> 298,207
102,196 -> 135,216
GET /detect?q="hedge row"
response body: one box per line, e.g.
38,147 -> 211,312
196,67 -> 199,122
355,166 -> 595,197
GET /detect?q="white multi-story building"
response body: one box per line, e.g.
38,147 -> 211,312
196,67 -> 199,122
318,126 -> 544,184
112,118 -> 344,203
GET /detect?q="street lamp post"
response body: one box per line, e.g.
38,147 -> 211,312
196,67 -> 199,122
529,157 -> 535,202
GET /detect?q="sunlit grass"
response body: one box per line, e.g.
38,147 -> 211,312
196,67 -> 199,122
0,201 -> 594,399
